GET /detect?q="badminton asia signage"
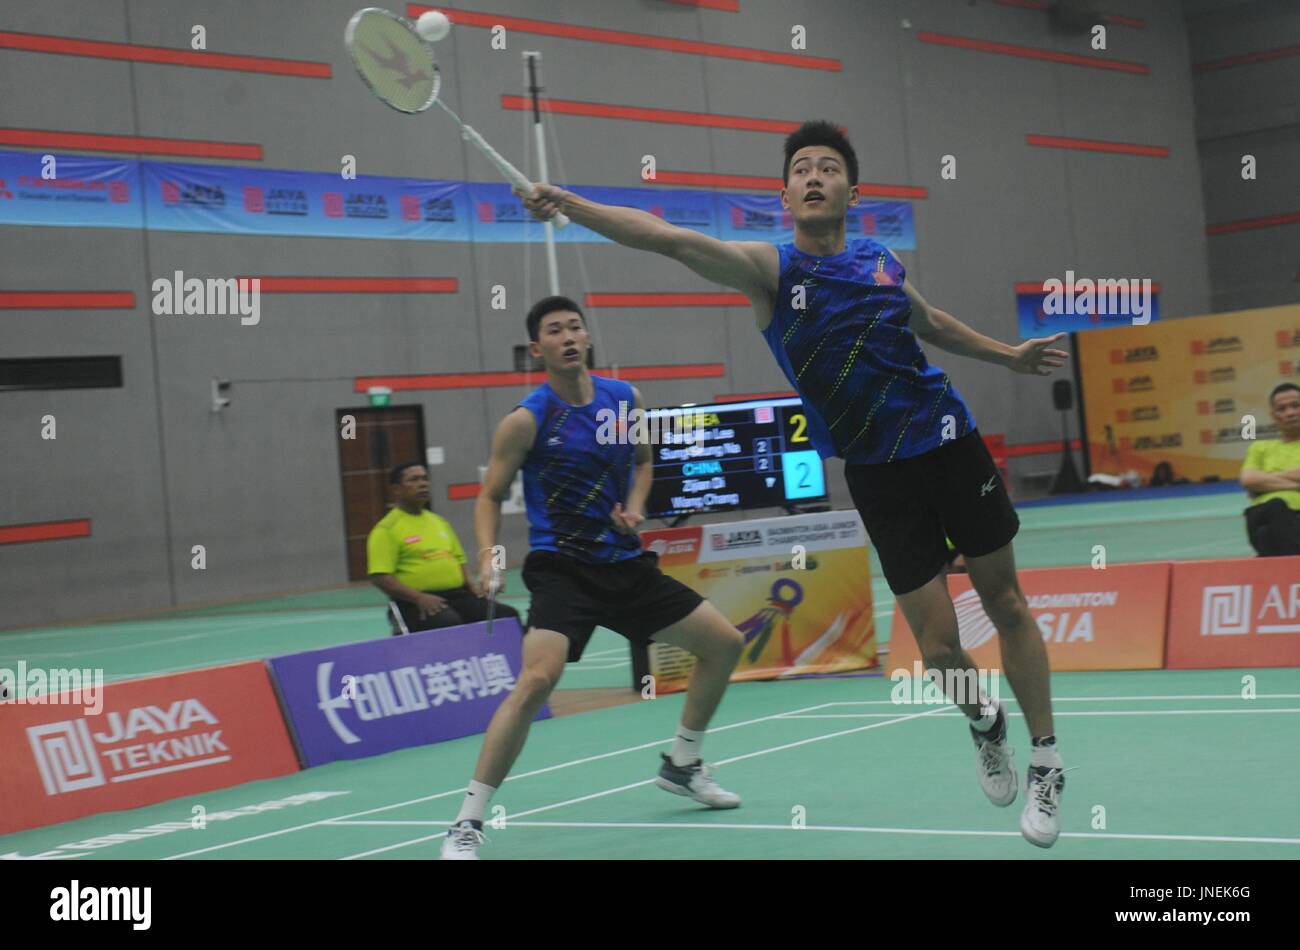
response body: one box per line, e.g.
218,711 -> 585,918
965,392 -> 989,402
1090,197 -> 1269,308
1165,557 -> 1300,669
267,619 -> 548,768
0,662 -> 299,835
887,562 -> 1170,675
641,511 -> 878,694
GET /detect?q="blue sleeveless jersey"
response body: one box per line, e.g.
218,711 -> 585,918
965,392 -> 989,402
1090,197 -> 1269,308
761,237 -> 976,465
517,375 -> 642,563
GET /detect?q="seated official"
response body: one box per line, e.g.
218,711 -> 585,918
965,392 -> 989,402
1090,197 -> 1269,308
368,462 -> 520,633
1240,382 -> 1300,557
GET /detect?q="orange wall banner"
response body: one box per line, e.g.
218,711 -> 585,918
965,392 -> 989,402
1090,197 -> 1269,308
641,511 -> 877,694
1076,303 -> 1300,482
0,661 -> 300,835
1166,556 -> 1300,669
887,562 -> 1170,674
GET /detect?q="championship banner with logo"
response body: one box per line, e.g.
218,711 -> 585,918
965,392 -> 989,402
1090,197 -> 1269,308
0,661 -> 299,835
1076,304 -> 1300,482
640,511 -> 877,695
267,619 -> 546,768
887,562 -> 1170,675
1166,557 -> 1300,669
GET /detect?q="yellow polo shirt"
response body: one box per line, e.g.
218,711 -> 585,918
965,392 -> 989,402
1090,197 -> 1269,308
1242,439 -> 1300,511
366,507 -> 468,592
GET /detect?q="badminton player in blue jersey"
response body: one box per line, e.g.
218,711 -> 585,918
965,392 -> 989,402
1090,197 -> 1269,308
441,296 -> 745,860
519,121 -> 1071,848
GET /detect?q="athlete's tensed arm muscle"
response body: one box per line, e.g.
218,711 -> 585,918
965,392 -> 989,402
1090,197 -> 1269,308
474,407 -> 536,592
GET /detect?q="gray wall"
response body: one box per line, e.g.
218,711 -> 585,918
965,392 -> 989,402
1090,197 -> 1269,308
1185,0 -> 1300,313
1,0 -> 1215,628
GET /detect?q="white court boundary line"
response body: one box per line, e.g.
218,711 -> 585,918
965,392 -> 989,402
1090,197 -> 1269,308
786,709 -> 1300,719
324,819 -> 1300,847
337,706 -> 951,860
161,692 -> 1297,860
160,696 -> 851,859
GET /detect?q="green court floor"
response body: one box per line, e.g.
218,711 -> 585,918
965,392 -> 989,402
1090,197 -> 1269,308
2,669 -> 1296,860
1,489 -> 1283,858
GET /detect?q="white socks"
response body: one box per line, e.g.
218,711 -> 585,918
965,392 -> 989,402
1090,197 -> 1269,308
970,696 -> 999,733
670,726 -> 705,766
455,779 -> 496,825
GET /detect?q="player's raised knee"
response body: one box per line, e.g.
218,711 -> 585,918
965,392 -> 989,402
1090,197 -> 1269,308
977,586 -> 1027,629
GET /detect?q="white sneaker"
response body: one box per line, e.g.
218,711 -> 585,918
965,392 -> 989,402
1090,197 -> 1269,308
970,706 -> 1017,807
440,820 -> 486,860
1020,766 -> 1066,848
655,754 -> 741,809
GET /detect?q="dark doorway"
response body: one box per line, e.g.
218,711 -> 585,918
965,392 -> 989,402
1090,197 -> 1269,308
336,406 -> 427,581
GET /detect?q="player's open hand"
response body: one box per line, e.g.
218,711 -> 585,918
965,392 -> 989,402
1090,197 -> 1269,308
515,182 -> 568,221
1009,333 -> 1069,376
611,502 -> 644,536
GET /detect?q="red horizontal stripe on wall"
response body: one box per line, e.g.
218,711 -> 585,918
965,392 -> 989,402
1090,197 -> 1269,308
1027,134 -> 1168,157
501,96 -> 798,133
586,293 -> 748,307
1194,44 -> 1300,73
1107,15 -> 1145,29
1004,439 -> 1082,458
650,170 -> 929,199
1206,211 -> 1300,235
246,278 -> 458,294
917,31 -> 1149,74
0,128 -> 262,160
0,30 -> 331,77
1015,282 -> 1162,294
355,363 -> 726,392
0,519 -> 92,545
448,483 -> 481,501
413,6 -> 839,70
0,292 -> 134,309
714,391 -> 797,403
669,0 -> 740,9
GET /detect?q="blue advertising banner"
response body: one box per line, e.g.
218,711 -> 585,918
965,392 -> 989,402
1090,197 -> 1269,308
267,619 -> 546,768
143,160 -> 471,241
0,152 -> 141,229
1017,276 -> 1161,339
0,151 -> 919,250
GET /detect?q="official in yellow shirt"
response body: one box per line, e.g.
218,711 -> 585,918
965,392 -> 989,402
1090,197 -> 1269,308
1240,383 -> 1300,557
368,462 -> 520,633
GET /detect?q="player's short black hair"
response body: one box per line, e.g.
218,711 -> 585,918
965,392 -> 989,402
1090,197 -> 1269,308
526,295 -> 585,342
1270,382 -> 1300,406
390,461 -> 427,485
782,120 -> 859,186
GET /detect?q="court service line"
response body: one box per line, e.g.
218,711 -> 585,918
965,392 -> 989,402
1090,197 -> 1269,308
338,706 -> 951,859
160,697 -> 848,859
326,819 -> 1300,847
817,694 -> 1300,706
783,709 -> 1300,718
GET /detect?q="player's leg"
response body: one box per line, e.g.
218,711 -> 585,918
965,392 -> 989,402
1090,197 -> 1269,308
966,541 -> 1065,849
647,601 -> 744,808
848,452 -> 1018,810
440,627 -> 568,860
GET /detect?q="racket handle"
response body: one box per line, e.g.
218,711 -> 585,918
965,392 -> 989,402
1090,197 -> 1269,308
461,124 -> 570,229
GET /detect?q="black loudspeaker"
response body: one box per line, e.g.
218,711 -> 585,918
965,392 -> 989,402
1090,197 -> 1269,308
1050,379 -> 1084,494
1053,380 -> 1073,412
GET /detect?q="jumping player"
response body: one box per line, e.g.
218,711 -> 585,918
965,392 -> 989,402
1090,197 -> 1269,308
517,121 -> 1071,848
441,295 -> 746,860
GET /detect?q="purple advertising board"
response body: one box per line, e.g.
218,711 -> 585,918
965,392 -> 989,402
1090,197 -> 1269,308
267,619 -> 547,768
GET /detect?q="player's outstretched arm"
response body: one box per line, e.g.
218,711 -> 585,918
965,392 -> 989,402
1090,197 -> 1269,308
517,183 -> 776,304
474,408 -> 535,593
902,276 -> 1069,376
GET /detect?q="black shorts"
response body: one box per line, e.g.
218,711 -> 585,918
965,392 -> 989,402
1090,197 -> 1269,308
522,550 -> 704,662
844,429 -> 1019,596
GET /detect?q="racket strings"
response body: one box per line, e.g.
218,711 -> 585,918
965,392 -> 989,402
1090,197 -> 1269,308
348,11 -> 439,113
